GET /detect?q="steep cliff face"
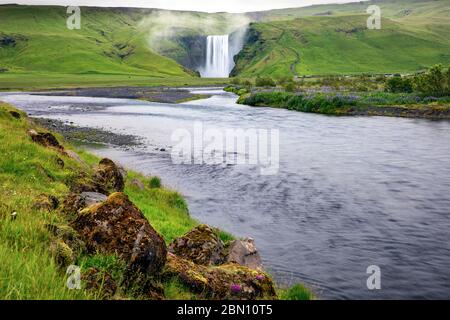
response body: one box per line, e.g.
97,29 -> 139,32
177,35 -> 207,73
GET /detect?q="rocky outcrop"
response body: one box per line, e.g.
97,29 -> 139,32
130,178 -> 145,190
49,239 -> 76,268
226,238 -> 263,270
28,130 -> 64,151
163,253 -> 276,300
93,158 -> 126,194
71,192 -> 167,274
9,111 -> 21,119
61,191 -> 107,219
168,224 -> 225,266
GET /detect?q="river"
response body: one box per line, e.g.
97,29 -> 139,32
2,88 -> 450,299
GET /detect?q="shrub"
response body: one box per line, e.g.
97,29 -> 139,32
283,82 -> 297,92
413,64 -> 450,96
149,176 -> 161,189
230,78 -> 241,85
255,76 -> 276,87
280,284 -> 314,300
277,76 -> 294,86
385,76 -> 413,93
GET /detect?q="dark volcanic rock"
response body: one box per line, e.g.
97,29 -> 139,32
71,192 -> 167,274
9,111 -> 21,119
28,129 -> 64,151
168,224 -> 225,266
93,158 -> 126,194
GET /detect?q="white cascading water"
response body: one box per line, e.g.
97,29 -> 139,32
201,35 -> 231,78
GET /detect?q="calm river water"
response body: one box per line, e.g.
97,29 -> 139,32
2,88 -> 450,299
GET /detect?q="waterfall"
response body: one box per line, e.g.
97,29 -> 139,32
201,35 -> 231,78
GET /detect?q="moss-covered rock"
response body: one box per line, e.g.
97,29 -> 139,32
47,224 -> 87,256
71,192 -> 167,275
93,158 -> 125,194
163,253 -> 277,300
49,239 -> 75,268
27,129 -> 64,151
168,224 -> 225,266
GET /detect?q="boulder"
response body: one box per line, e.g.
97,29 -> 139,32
28,130 -> 64,151
49,239 -> 75,268
168,224 -> 225,266
61,192 -> 106,220
163,253 -> 277,300
67,172 -> 103,194
46,224 -> 86,255
93,158 -> 125,194
71,192 -> 167,274
80,192 -> 108,207
9,111 -> 21,119
82,268 -> 117,300
33,194 -> 59,212
130,178 -> 145,191
226,238 -> 263,270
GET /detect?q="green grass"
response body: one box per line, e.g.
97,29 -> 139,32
0,73 -> 228,90
279,284 -> 315,300
234,0 -> 450,76
237,90 -> 450,117
0,101 -> 201,299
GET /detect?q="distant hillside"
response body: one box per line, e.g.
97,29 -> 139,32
235,0 -> 450,76
0,5 -> 193,77
1,1 -> 449,81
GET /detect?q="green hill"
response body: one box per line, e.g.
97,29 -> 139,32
0,5 -> 192,77
234,0 -> 450,76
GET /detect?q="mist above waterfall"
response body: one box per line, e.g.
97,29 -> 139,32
138,10 -> 249,76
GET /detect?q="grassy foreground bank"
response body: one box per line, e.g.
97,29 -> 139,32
0,101 -> 312,300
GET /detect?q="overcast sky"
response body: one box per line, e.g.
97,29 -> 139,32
1,0 -> 362,13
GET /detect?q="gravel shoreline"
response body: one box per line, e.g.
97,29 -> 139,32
31,86 -> 213,104
33,117 -> 143,147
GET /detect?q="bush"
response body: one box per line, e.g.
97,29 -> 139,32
255,76 -> 276,87
277,76 -> 294,86
242,80 -> 253,87
230,78 -> 241,85
280,284 -> 314,300
385,76 -> 413,93
149,176 -> 161,189
413,64 -> 450,97
283,82 -> 297,92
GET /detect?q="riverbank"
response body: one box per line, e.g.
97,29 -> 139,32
0,101 -> 312,300
228,87 -> 450,120
30,86 -> 214,104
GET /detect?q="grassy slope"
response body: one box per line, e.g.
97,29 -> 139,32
0,101 -> 201,299
0,5 -> 215,89
234,0 -> 450,76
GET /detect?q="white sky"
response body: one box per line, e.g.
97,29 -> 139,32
0,1 -> 362,13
